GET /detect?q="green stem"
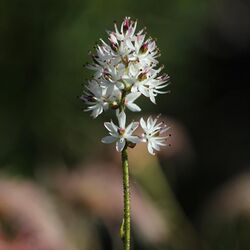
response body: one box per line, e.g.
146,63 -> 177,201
121,145 -> 130,250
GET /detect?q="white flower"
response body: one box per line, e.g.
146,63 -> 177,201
140,115 -> 170,155
131,67 -> 170,104
81,80 -> 109,118
112,17 -> 137,43
101,111 -> 140,151
81,80 -> 122,118
132,37 -> 159,67
100,64 -> 125,93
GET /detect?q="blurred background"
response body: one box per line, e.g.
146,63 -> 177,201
1,0 -> 250,249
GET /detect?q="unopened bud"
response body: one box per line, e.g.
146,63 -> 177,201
123,18 -> 131,33
139,43 -> 148,54
111,42 -> 118,51
110,101 -> 119,109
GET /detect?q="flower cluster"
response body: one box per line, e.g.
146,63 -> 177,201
81,17 -> 170,155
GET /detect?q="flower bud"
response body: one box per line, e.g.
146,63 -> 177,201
110,101 -> 119,109
139,43 -> 148,54
123,17 -> 131,33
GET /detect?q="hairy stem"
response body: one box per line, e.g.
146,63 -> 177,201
121,146 -> 130,250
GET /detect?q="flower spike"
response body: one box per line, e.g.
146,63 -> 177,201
81,18 -> 172,250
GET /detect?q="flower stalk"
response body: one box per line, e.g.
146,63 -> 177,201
121,145 -> 130,250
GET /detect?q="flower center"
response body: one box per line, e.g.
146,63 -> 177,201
118,128 -> 125,136
138,72 -> 147,81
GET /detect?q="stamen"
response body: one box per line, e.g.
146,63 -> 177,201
156,113 -> 162,119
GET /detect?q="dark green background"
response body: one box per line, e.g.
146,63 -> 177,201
1,0 -> 250,249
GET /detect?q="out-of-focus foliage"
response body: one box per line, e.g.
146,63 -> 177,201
1,0 -> 250,249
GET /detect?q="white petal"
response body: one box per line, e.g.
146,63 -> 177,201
140,117 -> 147,131
116,138 -> 126,152
117,111 -> 126,129
131,85 -> 138,93
109,33 -> 118,44
110,121 -> 119,132
138,85 -> 149,97
127,102 -> 141,112
126,39 -> 134,50
104,122 -> 118,132
152,142 -> 160,151
147,116 -> 153,129
92,106 -> 103,118
149,93 -> 156,104
106,85 -> 115,96
125,122 -> 139,134
147,143 -> 155,155
101,136 -> 117,144
128,63 -> 138,76
126,92 -> 141,102
104,122 -> 113,131
127,135 -> 141,144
